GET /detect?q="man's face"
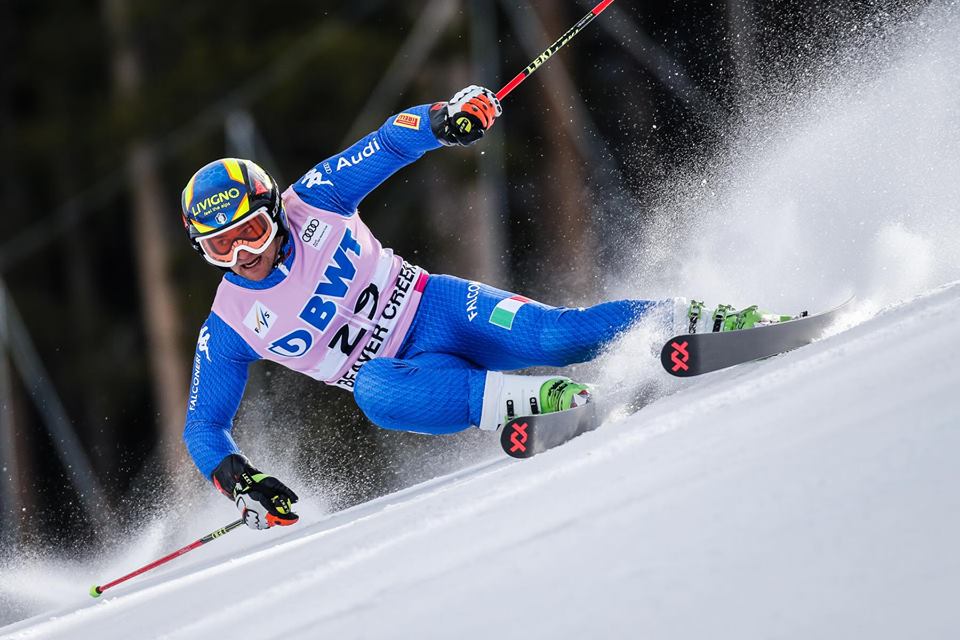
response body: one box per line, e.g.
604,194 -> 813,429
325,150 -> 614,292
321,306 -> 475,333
229,236 -> 282,281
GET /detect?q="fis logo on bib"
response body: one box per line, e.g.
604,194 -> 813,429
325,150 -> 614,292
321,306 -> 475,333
244,302 -> 277,339
300,217 -> 331,250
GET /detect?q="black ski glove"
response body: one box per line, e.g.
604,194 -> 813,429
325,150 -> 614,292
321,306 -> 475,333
430,85 -> 503,146
212,454 -> 299,530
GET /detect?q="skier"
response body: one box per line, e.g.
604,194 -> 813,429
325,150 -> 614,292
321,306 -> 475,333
181,86 -> 786,529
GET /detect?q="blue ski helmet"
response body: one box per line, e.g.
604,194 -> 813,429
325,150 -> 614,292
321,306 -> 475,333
180,158 -> 286,263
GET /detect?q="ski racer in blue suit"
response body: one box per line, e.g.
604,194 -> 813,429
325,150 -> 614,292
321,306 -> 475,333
180,86 -> 775,531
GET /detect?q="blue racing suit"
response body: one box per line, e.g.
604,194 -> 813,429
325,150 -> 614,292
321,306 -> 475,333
183,104 -> 655,479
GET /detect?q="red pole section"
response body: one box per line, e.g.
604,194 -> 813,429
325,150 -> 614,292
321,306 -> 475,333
496,0 -> 616,101
90,519 -> 245,598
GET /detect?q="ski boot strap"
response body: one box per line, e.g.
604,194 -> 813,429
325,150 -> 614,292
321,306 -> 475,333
687,300 -> 705,334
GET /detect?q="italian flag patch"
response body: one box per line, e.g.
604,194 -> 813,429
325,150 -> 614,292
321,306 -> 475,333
489,295 -> 531,330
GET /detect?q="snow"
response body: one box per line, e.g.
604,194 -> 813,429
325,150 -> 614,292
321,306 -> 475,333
3,282 -> 959,639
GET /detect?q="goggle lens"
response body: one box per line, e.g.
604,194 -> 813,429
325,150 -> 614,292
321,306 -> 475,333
198,209 -> 277,267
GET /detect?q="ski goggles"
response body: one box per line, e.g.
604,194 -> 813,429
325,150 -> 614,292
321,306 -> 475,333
197,207 -> 278,268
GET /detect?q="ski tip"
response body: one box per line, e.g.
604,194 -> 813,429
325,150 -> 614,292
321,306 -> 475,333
660,337 -> 695,377
89,585 -> 103,598
500,419 -> 534,459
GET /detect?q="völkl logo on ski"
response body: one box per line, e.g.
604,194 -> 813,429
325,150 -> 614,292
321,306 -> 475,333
509,422 -> 529,453
670,340 -> 690,372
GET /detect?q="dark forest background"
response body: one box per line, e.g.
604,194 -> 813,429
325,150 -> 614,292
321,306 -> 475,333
0,0 -> 923,551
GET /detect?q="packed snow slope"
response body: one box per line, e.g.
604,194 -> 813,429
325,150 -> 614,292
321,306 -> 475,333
3,282 -> 959,639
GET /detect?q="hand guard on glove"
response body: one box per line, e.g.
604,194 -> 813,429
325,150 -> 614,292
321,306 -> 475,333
212,454 -> 299,530
430,85 -> 503,146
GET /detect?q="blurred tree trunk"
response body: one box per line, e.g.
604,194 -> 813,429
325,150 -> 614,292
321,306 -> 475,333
469,0 -> 509,289
530,4 -> 595,297
60,211 -> 114,479
423,58 -> 505,284
0,1 -> 23,216
421,53 -> 506,287
49,152 -> 116,480
0,285 -> 22,545
0,1 -> 25,543
102,0 -> 187,476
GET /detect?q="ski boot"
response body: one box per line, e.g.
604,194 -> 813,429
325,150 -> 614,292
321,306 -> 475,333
683,299 -> 802,334
478,373 -> 591,431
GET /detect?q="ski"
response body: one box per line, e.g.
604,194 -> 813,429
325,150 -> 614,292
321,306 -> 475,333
661,297 -> 854,377
500,298 -> 852,458
500,399 -> 614,458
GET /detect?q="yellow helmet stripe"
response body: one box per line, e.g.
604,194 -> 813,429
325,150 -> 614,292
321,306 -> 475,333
231,194 -> 250,221
191,218 -> 217,234
222,159 -> 245,184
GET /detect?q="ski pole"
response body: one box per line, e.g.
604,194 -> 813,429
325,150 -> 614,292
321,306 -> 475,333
496,0 -> 616,101
89,518 -> 245,598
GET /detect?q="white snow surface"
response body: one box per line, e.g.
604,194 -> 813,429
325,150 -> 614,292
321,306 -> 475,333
3,282 -> 959,639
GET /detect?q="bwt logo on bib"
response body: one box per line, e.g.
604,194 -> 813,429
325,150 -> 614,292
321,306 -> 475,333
268,329 -> 313,358
268,228 -> 362,358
